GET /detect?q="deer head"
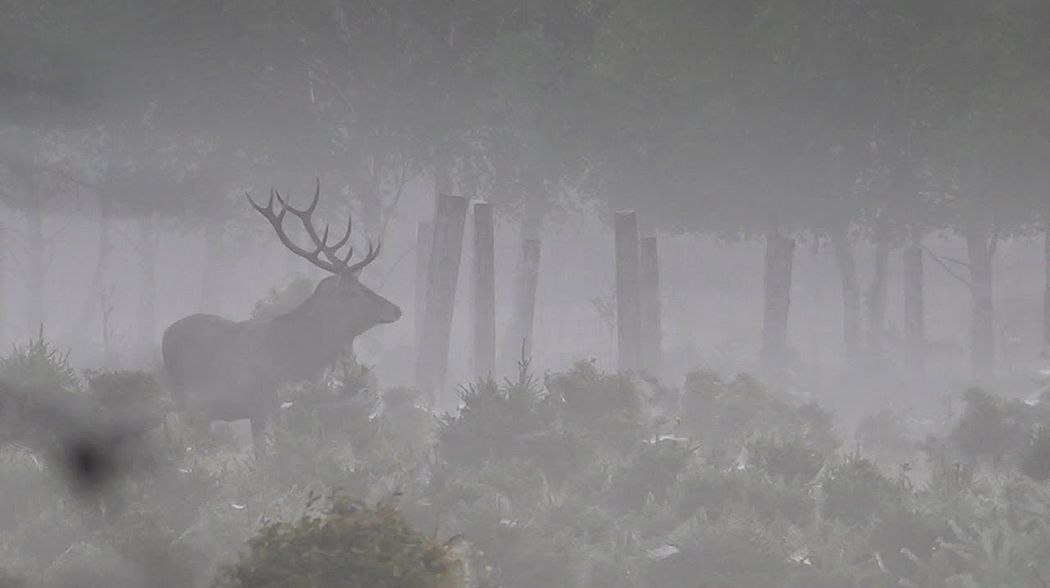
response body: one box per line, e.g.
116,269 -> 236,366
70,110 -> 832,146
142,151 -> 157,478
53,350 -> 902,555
247,180 -> 401,337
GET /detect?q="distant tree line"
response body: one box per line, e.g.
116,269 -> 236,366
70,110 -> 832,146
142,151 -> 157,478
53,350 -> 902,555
0,0 -> 1046,379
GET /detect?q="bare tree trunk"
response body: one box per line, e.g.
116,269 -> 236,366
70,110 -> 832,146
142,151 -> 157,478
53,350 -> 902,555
830,225 -> 862,362
639,236 -> 662,377
0,223 -> 6,344
1045,222 -> 1050,348
762,222 -> 795,376
359,163 -> 384,236
101,285 -> 116,365
414,221 -> 433,356
69,196 -> 112,339
903,234 -> 925,378
865,226 -> 890,365
472,202 -> 495,381
136,215 -> 160,355
965,223 -> 995,381
198,217 -> 226,314
500,238 -> 542,372
614,211 -> 642,373
415,194 -> 467,407
499,193 -> 546,374
25,201 -> 45,333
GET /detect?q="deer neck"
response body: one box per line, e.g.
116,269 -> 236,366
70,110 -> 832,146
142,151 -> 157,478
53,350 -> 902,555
267,297 -> 354,379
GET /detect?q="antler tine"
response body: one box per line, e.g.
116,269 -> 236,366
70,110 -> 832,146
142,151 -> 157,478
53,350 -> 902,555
245,190 -> 272,215
305,177 -> 321,215
246,181 -> 389,275
347,239 -> 381,274
329,213 -> 354,252
269,184 -> 348,267
272,188 -> 288,209
246,185 -> 346,274
340,245 -> 355,265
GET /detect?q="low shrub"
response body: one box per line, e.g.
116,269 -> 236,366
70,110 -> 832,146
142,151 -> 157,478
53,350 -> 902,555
213,494 -> 463,588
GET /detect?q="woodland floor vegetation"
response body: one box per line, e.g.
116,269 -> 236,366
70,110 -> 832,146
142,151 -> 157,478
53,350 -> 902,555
2,333 -> 1050,587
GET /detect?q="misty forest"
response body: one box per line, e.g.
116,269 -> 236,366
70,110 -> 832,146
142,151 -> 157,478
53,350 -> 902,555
3,1 -> 1050,587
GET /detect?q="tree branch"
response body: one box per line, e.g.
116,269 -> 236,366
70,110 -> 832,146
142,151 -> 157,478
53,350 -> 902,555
922,245 -> 975,290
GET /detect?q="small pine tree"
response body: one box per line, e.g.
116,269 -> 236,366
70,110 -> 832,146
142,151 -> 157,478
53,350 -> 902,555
213,494 -> 462,588
0,326 -> 79,393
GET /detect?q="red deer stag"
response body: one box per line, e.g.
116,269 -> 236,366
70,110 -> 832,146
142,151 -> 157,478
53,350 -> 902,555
161,182 -> 401,455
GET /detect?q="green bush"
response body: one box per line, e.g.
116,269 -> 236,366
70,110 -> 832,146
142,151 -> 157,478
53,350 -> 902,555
213,494 -> 462,588
1020,426 -> 1050,482
545,360 -> 649,452
821,455 -> 902,526
746,434 -> 828,485
949,388 -> 1029,467
0,326 -> 79,393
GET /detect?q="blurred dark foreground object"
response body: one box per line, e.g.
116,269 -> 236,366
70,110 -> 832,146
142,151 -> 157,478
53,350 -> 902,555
0,375 -> 163,503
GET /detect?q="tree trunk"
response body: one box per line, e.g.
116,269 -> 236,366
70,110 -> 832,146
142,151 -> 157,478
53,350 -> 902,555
136,215 -> 160,355
614,211 -> 642,373
415,195 -> 467,406
499,192 -> 546,374
101,285 -> 116,365
25,201 -> 46,333
965,224 -> 995,381
762,223 -> 795,376
639,236 -> 662,377
1044,222 -> 1050,348
500,239 -> 542,373
0,225 -> 5,345
198,217 -> 225,314
359,163 -> 384,236
68,195 -> 112,339
903,235 -> 925,378
865,226 -> 890,365
413,221 -> 433,355
472,202 -> 495,381
830,225 -> 862,362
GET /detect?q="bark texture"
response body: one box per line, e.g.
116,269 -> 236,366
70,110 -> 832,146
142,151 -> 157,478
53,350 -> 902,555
762,225 -> 796,376
136,214 -> 160,354
613,211 -> 641,373
1045,224 -> 1050,348
472,202 -> 495,380
415,195 -> 467,405
965,224 -> 995,381
831,226 -> 862,361
500,238 -> 542,372
903,236 -> 925,377
865,226 -> 890,365
639,236 -> 662,377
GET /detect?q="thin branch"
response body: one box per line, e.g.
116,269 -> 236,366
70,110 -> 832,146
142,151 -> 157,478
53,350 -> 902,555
922,245 -> 975,290
37,164 -> 101,192
376,242 -> 417,289
42,216 -> 78,272
936,254 -> 971,269
378,158 -> 413,241
110,222 -> 145,258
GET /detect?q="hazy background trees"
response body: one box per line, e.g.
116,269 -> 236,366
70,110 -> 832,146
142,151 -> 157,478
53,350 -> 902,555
0,0 -> 1047,402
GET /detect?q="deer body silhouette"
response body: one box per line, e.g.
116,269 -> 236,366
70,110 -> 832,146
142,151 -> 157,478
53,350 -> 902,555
162,182 -> 400,455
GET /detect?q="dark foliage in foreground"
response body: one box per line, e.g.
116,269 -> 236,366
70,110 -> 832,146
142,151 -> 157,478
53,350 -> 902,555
214,494 -> 462,588
5,332 -> 1050,587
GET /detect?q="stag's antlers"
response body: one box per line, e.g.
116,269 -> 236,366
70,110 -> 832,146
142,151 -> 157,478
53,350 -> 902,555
246,179 -> 380,275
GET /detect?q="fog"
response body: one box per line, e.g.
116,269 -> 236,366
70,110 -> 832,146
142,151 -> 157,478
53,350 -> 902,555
2,1 -> 1050,587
